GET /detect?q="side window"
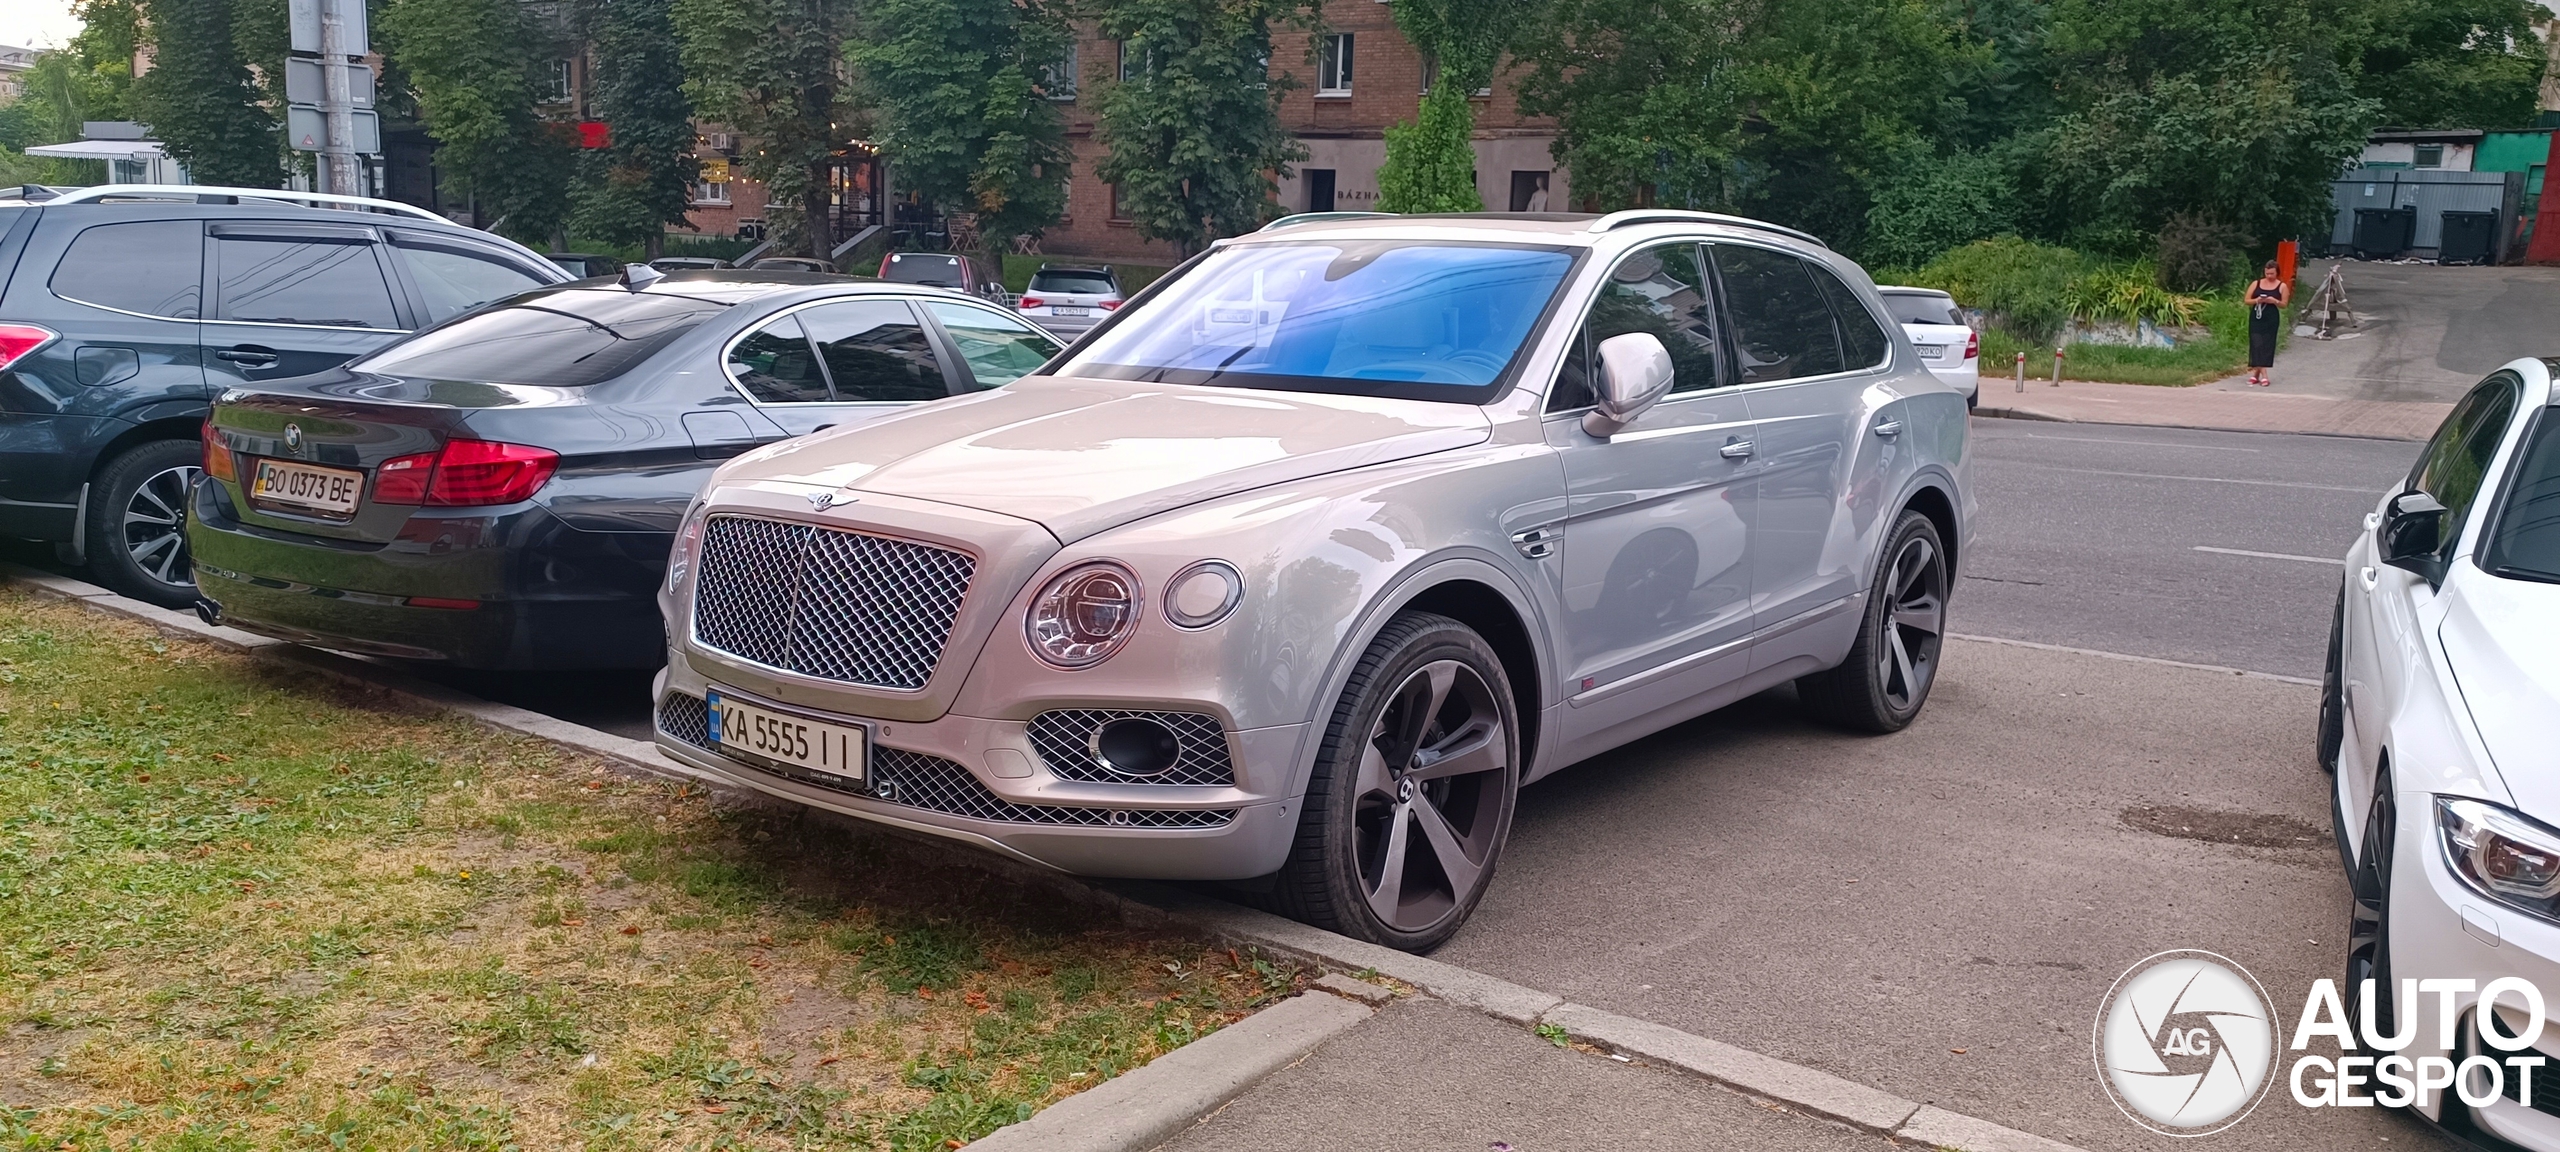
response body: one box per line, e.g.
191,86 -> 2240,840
1810,264 -> 1890,369
1711,244 -> 1843,383
2409,374 -> 2521,548
212,235 -> 402,329
397,242 -> 550,325
727,313 -> 831,403
796,299 -> 949,402
51,221 -> 204,318
922,301 -> 1060,389
1547,241 -> 1720,412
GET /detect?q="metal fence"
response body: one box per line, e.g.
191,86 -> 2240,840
2327,167 -> 2525,259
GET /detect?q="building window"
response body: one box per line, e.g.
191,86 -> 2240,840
1117,40 -> 1152,83
1318,33 -> 1353,96
692,179 -> 731,205
547,59 -> 573,104
1419,54 -> 1490,97
2414,144 -> 2444,169
1109,184 -> 1131,221
1043,43 -> 1079,100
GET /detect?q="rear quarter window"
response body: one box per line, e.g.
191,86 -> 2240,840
50,220 -> 205,319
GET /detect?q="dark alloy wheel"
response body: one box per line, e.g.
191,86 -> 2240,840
2318,584 -> 2346,774
86,439 -> 204,609
2345,770 -> 2398,1086
1271,612 -> 1519,951
1798,509 -> 1948,733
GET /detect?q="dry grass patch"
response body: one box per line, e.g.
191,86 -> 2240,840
0,590 -> 1299,1150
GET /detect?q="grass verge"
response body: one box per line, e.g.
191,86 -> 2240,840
1978,297 -> 2275,388
0,590 -> 1298,1150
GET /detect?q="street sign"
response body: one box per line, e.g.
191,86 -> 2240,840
288,0 -> 368,55
285,58 -> 374,107
288,106 -> 380,154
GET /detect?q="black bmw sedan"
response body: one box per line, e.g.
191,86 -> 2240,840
187,270 -> 1062,668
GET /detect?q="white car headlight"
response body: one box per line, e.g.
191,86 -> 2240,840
1027,561 -> 1142,669
2439,797 -> 2560,916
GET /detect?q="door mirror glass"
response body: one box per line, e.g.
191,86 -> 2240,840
2381,489 -> 2448,579
1583,331 -> 1675,437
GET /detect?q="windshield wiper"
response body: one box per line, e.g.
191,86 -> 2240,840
2489,564 -> 2560,585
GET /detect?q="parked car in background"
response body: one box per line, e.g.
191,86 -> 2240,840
879,251 -> 999,300
1876,287 -> 1978,407
190,269 -> 1063,669
653,210 -> 1971,950
0,184 -> 571,608
749,256 -> 839,275
547,252 -> 624,279
1015,264 -> 1124,337
2323,358 -> 2560,1150
650,256 -> 731,273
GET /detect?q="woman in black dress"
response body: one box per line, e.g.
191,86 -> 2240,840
2245,261 -> 2290,387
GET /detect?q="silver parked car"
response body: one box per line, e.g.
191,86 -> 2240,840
1016,264 -> 1125,337
652,211 -> 1974,949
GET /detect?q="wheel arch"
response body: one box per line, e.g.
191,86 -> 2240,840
92,412 -> 208,482
1897,477 -> 1961,578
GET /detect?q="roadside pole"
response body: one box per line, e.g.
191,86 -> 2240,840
318,0 -> 357,196
2014,351 -> 2026,393
287,0 -> 378,199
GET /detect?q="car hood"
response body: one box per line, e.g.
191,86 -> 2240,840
2441,568 -> 2560,816
725,375 -> 1495,543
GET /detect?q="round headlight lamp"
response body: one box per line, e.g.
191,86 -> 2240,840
1164,560 -> 1243,629
1027,561 -> 1142,668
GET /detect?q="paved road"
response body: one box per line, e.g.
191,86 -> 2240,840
2276,259 -> 2560,403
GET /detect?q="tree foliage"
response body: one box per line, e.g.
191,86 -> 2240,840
572,0 -> 699,254
672,0 -> 860,259
1374,0 -> 1540,212
0,2 -> 141,183
851,0 -> 1072,256
381,0 -> 577,243
2343,0 -> 2549,129
1088,0 -> 1306,254
130,0 -> 282,187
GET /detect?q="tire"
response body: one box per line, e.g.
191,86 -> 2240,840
2344,769 -> 2398,1093
85,439 -> 204,610
1270,611 -> 1520,952
2318,584 -> 2346,774
1798,509 -> 1949,733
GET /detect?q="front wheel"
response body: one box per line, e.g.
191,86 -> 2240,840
2318,585 -> 2346,774
1798,509 -> 1948,733
86,439 -> 204,609
2344,772 -> 2398,1094
1271,612 -> 1520,952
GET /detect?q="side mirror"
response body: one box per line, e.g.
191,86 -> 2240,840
2380,490 -> 2447,582
1582,332 -> 1676,438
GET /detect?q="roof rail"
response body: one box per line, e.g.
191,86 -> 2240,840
41,184 -> 448,223
1260,210 -> 1396,232
1587,209 -> 1826,249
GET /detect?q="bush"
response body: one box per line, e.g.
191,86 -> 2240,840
1893,235 -> 2205,342
2154,212 -> 2243,293
1862,147 -> 2017,270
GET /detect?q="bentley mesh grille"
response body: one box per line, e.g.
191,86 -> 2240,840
1026,710 -> 1236,786
689,514 -> 974,691
655,694 -> 1232,829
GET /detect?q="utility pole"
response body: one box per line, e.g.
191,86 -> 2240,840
318,0 -> 358,196
288,0 -> 378,197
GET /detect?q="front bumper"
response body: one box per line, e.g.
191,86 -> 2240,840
650,661 -> 1304,880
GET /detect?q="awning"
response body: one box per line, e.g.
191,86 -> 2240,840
26,140 -> 169,160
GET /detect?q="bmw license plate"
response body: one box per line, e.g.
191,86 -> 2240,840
250,459 -> 364,519
1914,344 -> 1947,358
706,687 -> 867,785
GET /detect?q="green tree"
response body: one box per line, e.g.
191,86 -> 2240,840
130,0 -> 281,186
851,0 -> 1072,261
381,0 -> 578,243
572,0 -> 698,256
1374,0 -> 1538,212
2343,0 -> 2548,129
673,0 -> 859,259
1089,0 -> 1306,254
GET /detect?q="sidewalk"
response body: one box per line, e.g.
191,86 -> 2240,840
1975,375 -> 2452,441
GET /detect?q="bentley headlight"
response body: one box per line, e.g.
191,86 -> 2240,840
1027,561 -> 1142,669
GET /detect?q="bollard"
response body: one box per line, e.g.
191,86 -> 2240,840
2014,351 -> 2026,392
2051,346 -> 2064,386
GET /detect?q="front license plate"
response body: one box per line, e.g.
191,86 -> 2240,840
706,688 -> 867,784
1051,305 -> 1091,317
1914,344 -> 1947,358
250,459 -> 364,518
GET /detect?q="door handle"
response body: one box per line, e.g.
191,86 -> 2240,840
1872,419 -> 1904,438
216,347 -> 279,366
1719,438 -> 1754,459
2360,565 -> 2378,592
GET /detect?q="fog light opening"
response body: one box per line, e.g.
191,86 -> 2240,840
1092,717 -> 1180,777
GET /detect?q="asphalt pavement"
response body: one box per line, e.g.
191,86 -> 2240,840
2279,259 -> 2560,404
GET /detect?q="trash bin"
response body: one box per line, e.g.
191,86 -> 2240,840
2439,210 -> 2497,265
2353,207 -> 2416,259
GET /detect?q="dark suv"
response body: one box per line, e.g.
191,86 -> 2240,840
0,185 -> 571,607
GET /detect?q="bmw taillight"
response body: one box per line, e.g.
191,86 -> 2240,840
1018,296 -> 1045,309
374,440 -> 560,507
202,421 -> 237,483
0,324 -> 58,370
1964,331 -> 1979,360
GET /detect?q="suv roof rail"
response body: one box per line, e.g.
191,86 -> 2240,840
1260,210 -> 1396,232
1587,209 -> 1826,249
41,184 -> 448,223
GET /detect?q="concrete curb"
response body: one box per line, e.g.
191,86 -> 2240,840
962,991 -> 1373,1152
4,565 -> 2096,1152
1972,404 -> 2426,442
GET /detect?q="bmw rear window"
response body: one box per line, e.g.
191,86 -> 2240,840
354,290 -> 728,386
882,253 -> 966,285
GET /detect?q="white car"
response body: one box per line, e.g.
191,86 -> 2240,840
1877,287 -> 1978,407
2326,356 -> 2560,1146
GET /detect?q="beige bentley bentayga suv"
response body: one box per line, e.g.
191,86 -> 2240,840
653,211 -> 1974,950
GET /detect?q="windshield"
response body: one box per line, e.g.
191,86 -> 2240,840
1881,293 -> 1963,327
355,290 -> 727,386
883,254 -> 966,285
1058,240 -> 1576,401
2484,409 -> 2560,583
